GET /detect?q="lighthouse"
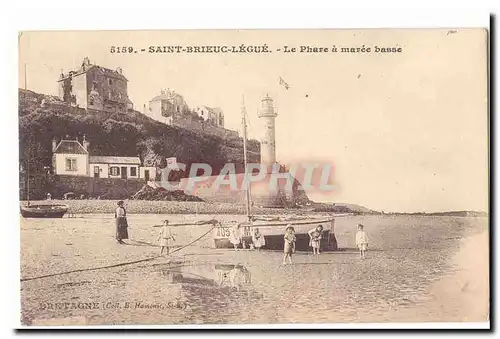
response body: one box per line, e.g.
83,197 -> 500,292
258,94 -> 278,168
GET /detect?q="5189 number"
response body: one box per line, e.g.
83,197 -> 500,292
110,46 -> 136,53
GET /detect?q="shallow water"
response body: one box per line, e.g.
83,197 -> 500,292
20,214 -> 488,325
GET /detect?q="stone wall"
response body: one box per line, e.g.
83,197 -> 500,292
180,173 -> 311,208
51,175 -> 145,199
171,115 -> 239,139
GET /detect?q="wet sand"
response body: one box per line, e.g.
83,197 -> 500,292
20,214 -> 489,325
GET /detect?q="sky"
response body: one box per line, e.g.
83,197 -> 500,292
18,29 -> 488,212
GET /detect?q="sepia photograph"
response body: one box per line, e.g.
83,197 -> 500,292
16,27 -> 489,328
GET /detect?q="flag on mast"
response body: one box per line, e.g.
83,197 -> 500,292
279,76 -> 290,90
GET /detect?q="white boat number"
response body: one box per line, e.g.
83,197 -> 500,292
216,226 -> 251,238
216,228 -> 230,237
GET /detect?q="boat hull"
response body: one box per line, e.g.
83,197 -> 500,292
213,217 -> 338,251
20,204 -> 69,218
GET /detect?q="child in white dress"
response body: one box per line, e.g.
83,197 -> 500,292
252,228 -> 266,250
283,225 -> 296,265
157,220 -> 175,255
308,225 -> 324,255
355,224 -> 368,259
229,223 -> 242,251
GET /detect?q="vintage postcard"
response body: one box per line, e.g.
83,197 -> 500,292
18,29 -> 489,328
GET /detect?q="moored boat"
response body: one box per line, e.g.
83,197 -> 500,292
20,204 -> 69,218
20,135 -> 69,218
213,215 -> 349,251
212,97 -> 348,251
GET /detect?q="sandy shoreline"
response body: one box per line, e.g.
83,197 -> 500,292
386,228 -> 489,323
20,214 -> 489,325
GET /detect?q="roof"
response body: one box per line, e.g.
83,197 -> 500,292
89,156 -> 141,165
93,66 -> 128,81
150,90 -> 184,102
53,140 -> 88,154
58,65 -> 128,82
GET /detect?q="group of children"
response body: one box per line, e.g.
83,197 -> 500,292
154,219 -> 369,261
228,224 -> 266,251
282,223 -> 369,264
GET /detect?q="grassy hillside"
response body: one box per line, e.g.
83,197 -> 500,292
19,89 -> 260,180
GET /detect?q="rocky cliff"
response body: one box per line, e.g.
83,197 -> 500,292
19,89 -> 260,199
19,89 -> 260,173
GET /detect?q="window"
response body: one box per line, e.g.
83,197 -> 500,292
89,97 -> 94,105
110,167 -> 120,176
65,158 -> 77,171
130,167 -> 137,177
92,81 -> 98,90
108,79 -> 113,86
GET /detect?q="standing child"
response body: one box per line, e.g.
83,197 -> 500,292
308,225 -> 324,255
355,224 -> 369,259
157,220 -> 175,255
252,228 -> 266,250
283,225 -> 296,265
229,223 -> 242,251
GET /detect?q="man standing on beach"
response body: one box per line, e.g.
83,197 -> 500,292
115,201 -> 129,244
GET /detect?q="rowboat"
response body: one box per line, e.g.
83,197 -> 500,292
20,137 -> 68,218
20,204 -> 69,218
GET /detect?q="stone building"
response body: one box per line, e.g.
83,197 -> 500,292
147,88 -> 190,125
57,57 -> 133,113
195,106 -> 224,127
145,88 -> 236,138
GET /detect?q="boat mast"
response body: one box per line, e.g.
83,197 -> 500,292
25,63 -> 30,207
26,153 -> 30,206
241,96 -> 252,221
24,63 -> 27,91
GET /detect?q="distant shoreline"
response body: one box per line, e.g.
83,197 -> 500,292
19,200 -> 488,217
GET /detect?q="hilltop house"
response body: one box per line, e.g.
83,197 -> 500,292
147,88 -> 190,125
195,106 -> 224,127
52,137 -> 155,180
57,57 -> 133,113
146,89 -> 225,128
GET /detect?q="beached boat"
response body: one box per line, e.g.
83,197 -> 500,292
213,215 -> 346,251
212,98 -> 346,251
20,135 -> 69,218
20,204 -> 69,218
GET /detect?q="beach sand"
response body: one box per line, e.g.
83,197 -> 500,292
387,229 -> 489,323
20,214 -> 489,325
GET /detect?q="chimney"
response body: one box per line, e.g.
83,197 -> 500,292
116,67 -> 122,74
52,137 -> 58,152
82,134 -> 90,151
83,57 -> 90,66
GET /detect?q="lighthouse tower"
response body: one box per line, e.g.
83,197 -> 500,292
258,94 -> 278,168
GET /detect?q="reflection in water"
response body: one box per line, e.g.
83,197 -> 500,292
160,264 -> 252,290
158,264 -> 260,324
216,264 -> 251,290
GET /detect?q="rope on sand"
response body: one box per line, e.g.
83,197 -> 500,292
20,226 -> 216,283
